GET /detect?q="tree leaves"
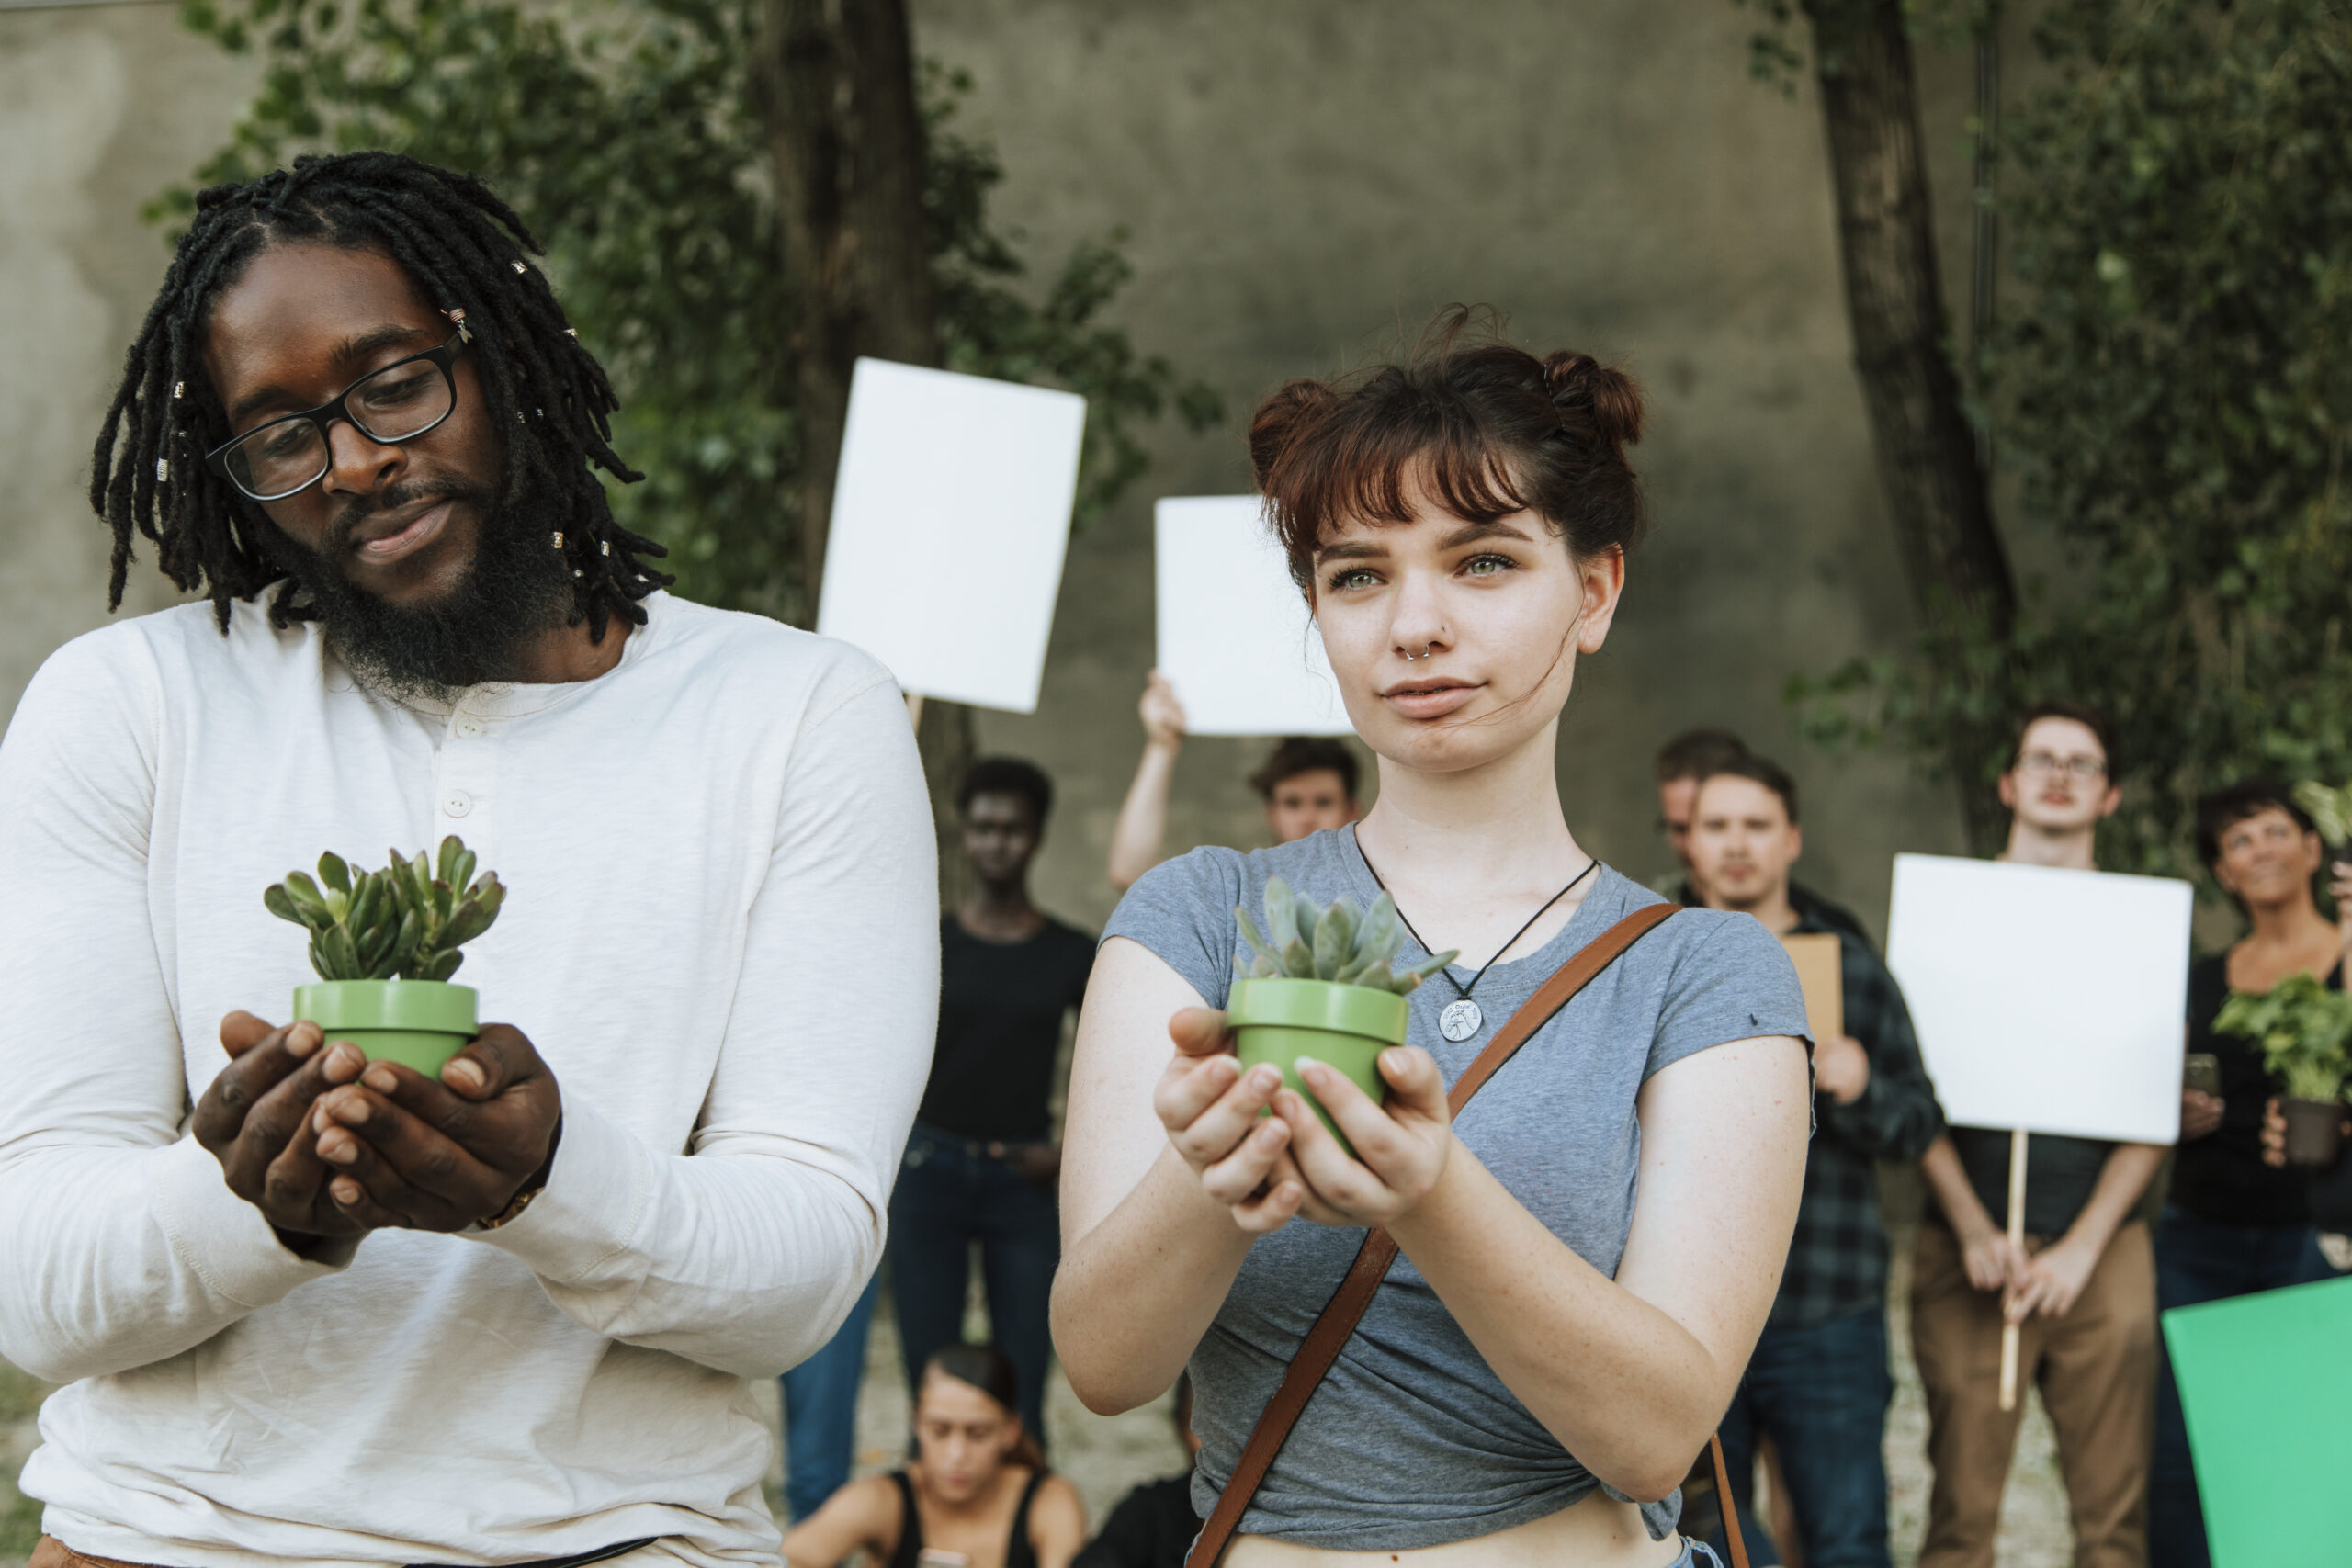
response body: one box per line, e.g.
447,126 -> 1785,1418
160,0 -> 1220,621
1792,0 -> 2352,880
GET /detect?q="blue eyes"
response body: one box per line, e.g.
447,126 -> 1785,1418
1322,552 -> 1518,592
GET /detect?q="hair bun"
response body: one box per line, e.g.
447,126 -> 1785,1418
1542,349 -> 1645,455
1249,378 -> 1340,491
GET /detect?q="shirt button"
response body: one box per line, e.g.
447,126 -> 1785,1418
452,715 -> 485,739
441,790 -> 473,818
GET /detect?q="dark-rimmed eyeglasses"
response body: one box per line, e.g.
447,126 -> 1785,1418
204,331 -> 466,502
2015,750 -> 2107,781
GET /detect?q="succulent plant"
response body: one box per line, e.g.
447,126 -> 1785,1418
2294,779 -> 2352,847
1233,875 -> 1457,994
265,836 -> 506,983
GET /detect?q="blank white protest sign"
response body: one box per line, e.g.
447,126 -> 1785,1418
816,358 -> 1086,713
1154,496 -> 1351,736
1885,854 -> 2191,1144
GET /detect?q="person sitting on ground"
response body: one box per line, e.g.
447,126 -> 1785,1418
1687,756 -> 1947,1568
2151,778 -> 2346,1568
1106,671 -> 1360,890
0,152 -> 936,1567
782,1343 -> 1086,1568
1057,312 -> 1812,1568
895,759 -> 1096,1449
1655,727 -> 1871,945
1073,1373 -> 1203,1568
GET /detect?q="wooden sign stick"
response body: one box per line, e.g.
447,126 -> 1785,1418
905,692 -> 924,730
1998,1127 -> 2028,1412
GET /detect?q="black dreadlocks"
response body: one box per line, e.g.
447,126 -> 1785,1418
90,151 -> 671,638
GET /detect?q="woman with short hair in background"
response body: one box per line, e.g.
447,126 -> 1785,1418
2154,779 -> 2346,1568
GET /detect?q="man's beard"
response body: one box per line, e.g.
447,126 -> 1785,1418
271,479 -> 577,702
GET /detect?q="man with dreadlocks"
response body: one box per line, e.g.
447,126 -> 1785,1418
0,152 -> 940,1567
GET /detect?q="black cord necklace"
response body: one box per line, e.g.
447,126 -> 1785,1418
1357,842 -> 1600,1042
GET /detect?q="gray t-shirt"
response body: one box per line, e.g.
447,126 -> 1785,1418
1102,827 -> 1810,1551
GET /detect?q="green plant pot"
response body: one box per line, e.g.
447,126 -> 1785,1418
293,979 -> 478,1076
1227,977 -> 1410,1157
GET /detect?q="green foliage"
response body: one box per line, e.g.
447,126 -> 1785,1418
2214,971 -> 2352,1103
160,0 -> 1220,618
1789,0 -> 2352,876
2295,779 -> 2352,847
0,1359 -> 51,1556
265,836 -> 505,981
1234,876 -> 1457,994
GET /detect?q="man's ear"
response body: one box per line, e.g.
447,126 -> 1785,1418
1996,771 -> 2018,812
1788,824 -> 1804,865
2098,784 -> 2122,820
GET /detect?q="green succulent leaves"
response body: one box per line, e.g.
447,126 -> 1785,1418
1234,875 -> 1456,994
2214,971 -> 2352,1104
263,836 -> 506,982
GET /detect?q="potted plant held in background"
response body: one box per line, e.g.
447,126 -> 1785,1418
1227,876 -> 1455,1154
265,836 -> 506,1075
2214,972 -> 2352,1168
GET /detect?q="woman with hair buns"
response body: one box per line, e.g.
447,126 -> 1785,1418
1054,310 -> 1813,1568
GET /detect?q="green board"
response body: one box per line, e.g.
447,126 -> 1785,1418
2161,1274 -> 2352,1566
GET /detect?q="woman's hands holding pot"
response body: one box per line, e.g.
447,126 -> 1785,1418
1155,1007 -> 1307,1233
1272,1048 -> 1453,1228
1153,1007 -> 1453,1233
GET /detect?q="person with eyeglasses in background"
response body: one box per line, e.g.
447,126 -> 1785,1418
1910,704 -> 2167,1568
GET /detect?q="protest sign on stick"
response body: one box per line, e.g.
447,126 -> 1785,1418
2163,1276 -> 2352,1566
817,358 -> 1086,714
1153,496 -> 1351,737
1886,853 -> 2192,1406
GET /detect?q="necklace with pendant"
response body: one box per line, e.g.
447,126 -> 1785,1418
1358,844 -> 1600,1043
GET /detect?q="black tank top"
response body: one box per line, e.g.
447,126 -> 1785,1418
887,1468 -> 1049,1568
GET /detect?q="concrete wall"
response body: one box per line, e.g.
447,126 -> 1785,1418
0,0 -> 2016,938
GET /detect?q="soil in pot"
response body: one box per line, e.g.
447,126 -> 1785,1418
293,979 -> 479,1076
1227,977 -> 1410,1156
2280,1096 -> 2348,1168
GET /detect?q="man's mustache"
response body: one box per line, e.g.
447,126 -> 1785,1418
322,478 -> 494,558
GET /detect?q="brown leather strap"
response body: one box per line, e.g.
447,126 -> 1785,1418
1184,903 -> 1684,1568
1707,1430 -> 1751,1568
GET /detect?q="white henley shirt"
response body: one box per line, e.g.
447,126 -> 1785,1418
0,590 -> 939,1566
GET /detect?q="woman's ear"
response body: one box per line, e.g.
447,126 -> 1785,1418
1572,546 -> 1627,655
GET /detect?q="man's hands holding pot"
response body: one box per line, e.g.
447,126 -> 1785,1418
198,1010 -> 562,1250
1153,1006 -> 1452,1234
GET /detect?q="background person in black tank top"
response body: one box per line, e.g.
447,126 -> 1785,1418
2148,781 -> 2345,1568
782,1343 -> 1085,1568
893,760 -> 1096,1446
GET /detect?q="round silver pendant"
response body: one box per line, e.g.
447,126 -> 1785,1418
1439,998 -> 1485,1043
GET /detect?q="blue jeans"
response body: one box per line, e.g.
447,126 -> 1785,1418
2149,1205 -> 2334,1568
888,1121 -> 1060,1446
777,1270 -> 881,1521
1707,1304 -> 1894,1568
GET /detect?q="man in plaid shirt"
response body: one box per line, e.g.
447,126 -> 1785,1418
1688,754 -> 1947,1568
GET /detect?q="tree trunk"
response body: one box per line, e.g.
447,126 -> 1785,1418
1806,0 -> 2019,849
752,0 -> 971,898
